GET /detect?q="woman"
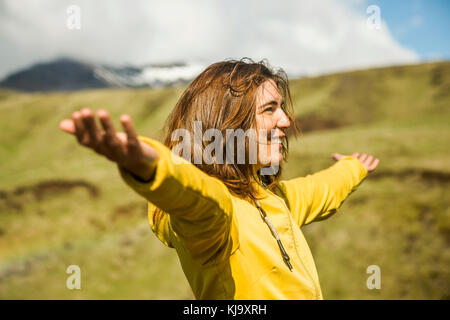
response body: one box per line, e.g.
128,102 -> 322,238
59,59 -> 379,299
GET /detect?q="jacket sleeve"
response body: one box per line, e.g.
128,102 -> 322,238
278,156 -> 368,227
117,136 -> 237,264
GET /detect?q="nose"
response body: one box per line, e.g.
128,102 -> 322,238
277,109 -> 291,130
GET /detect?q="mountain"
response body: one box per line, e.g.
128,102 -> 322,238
0,58 -> 205,92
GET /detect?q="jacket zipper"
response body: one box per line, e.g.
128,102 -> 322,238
262,186 -> 321,298
254,199 -> 293,271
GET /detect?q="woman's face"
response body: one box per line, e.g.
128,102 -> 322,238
254,79 -> 291,168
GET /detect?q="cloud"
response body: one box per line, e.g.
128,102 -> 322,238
0,0 -> 419,79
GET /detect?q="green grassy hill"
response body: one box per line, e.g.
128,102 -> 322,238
0,61 -> 449,299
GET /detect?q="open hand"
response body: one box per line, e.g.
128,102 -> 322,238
332,152 -> 379,173
59,107 -> 158,180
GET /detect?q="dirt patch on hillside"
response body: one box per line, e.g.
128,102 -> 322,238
111,201 -> 147,221
370,168 -> 450,185
0,179 -> 99,213
292,113 -> 344,134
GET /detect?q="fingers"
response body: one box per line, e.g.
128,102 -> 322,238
332,153 -> 343,161
72,110 -> 88,145
81,108 -> 102,150
359,153 -> 368,162
97,109 -> 125,159
354,152 -> 379,172
368,158 -> 380,171
336,152 -> 379,172
62,108 -> 145,166
59,119 -> 75,134
70,108 -> 111,155
120,114 -> 142,157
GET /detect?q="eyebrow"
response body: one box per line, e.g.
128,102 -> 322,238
258,99 -> 284,109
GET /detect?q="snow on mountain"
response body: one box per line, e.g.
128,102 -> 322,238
0,58 -> 205,92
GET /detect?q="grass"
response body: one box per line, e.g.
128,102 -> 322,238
0,61 -> 449,299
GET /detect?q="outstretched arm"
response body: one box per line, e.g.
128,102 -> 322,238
59,107 -> 159,181
332,152 -> 379,173
278,153 -> 379,227
59,108 -> 237,264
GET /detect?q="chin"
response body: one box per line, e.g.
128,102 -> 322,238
258,152 -> 283,167
270,153 -> 283,165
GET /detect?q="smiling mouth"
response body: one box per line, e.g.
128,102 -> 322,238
267,136 -> 284,145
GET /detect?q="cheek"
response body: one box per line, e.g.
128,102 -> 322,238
256,114 -> 276,131
256,142 -> 270,163
258,143 -> 279,158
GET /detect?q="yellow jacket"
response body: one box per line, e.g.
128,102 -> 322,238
118,136 -> 368,299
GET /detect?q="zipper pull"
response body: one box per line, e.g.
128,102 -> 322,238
255,199 -> 294,272
277,239 -> 293,271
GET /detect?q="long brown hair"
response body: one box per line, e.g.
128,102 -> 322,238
161,58 -> 299,201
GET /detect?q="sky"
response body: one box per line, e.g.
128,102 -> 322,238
0,0 -> 448,80
359,0 -> 450,60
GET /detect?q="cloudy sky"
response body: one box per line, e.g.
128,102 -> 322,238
0,0 -> 448,79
